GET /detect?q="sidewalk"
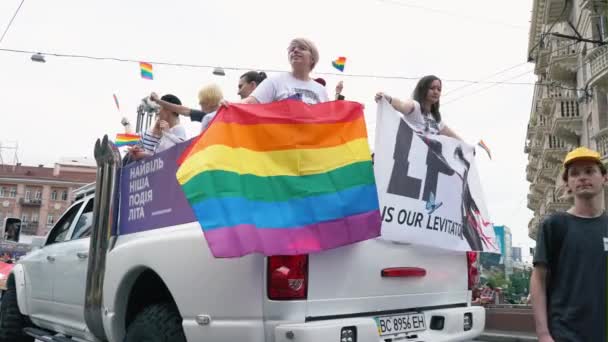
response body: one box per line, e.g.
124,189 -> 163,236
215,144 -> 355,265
479,330 -> 538,342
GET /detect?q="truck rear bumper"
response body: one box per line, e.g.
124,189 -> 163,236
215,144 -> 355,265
274,306 -> 485,342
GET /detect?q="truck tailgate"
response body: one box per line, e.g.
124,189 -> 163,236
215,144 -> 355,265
305,238 -> 468,318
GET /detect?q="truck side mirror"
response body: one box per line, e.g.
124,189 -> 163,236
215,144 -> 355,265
2,218 -> 21,242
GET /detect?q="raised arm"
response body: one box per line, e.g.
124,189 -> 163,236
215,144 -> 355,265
375,92 -> 415,115
440,125 -> 463,141
150,92 -> 193,116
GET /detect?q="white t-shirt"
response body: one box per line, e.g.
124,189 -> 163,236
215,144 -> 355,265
200,110 -> 217,132
401,101 -> 446,134
156,124 -> 187,153
251,73 -> 330,105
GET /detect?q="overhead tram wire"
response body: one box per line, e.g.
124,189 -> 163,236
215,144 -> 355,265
0,0 -> 25,46
0,47 -> 571,87
444,39 -> 581,97
443,39 -> 586,105
443,62 -> 529,97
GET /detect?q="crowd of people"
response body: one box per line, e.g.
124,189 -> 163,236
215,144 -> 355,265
123,37 -> 461,162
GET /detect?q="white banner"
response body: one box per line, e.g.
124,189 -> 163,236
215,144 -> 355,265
374,100 -> 499,253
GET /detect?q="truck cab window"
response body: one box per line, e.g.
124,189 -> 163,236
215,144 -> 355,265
46,202 -> 83,245
71,200 -> 94,240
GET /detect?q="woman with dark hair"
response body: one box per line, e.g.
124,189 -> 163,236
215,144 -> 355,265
375,75 -> 462,140
238,71 -> 267,99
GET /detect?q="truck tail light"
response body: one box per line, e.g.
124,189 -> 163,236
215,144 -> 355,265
466,251 -> 479,291
267,255 -> 308,300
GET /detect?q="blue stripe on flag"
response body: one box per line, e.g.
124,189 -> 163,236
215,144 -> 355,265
191,184 -> 379,230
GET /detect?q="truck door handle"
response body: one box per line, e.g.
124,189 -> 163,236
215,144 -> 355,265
46,255 -> 55,262
76,252 -> 89,259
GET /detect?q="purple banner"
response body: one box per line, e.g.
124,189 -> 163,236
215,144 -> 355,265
119,140 -> 196,235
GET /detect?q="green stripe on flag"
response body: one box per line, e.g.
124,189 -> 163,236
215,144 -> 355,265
181,161 -> 375,204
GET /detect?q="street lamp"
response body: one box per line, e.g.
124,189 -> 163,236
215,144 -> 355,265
30,53 -> 45,63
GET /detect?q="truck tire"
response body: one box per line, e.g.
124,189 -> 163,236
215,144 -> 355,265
0,283 -> 33,342
124,303 -> 186,342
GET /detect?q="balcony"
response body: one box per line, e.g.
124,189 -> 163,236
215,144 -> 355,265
546,188 -> 571,213
528,216 -> 540,240
526,123 -> 537,140
549,99 -> 582,142
536,160 -> 557,183
594,127 -> 608,160
544,0 -> 570,24
543,135 -> 571,163
547,38 -> 578,82
587,45 -> 608,90
527,193 -> 541,211
581,0 -> 608,11
535,47 -> 551,75
19,198 -> 42,206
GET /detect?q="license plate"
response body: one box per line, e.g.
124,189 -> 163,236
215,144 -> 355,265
374,312 -> 426,336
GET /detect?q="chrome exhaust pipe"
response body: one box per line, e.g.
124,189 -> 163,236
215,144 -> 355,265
85,135 -> 121,341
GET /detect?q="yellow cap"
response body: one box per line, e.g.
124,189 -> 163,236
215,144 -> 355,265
563,147 -> 601,167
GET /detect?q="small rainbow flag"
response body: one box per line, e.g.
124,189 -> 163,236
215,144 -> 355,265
176,100 -> 381,257
332,56 -> 346,72
113,93 -> 120,111
139,62 -> 153,80
477,140 -> 492,160
115,133 -> 141,147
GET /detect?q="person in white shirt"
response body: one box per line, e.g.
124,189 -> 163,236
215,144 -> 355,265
129,94 -> 187,161
375,75 -> 462,140
243,38 -> 329,105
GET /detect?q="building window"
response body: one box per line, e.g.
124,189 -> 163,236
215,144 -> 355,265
51,191 -> 57,201
0,187 -> 4,198
47,215 -> 54,225
21,214 -> 27,223
34,191 -> 41,200
31,214 -> 38,223
25,191 -> 31,200
61,191 -> 68,201
9,188 -> 16,198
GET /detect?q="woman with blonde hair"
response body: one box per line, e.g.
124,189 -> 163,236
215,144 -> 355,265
150,83 -> 223,132
243,38 -> 329,105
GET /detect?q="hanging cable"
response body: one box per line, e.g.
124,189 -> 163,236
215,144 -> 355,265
0,0 -> 25,46
0,47 -> 550,86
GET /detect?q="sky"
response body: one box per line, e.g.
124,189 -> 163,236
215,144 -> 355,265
0,0 -> 537,252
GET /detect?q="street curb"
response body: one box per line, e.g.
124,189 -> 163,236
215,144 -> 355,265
479,331 -> 538,342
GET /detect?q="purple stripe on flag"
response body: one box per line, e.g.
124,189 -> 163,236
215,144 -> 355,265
203,210 -> 381,258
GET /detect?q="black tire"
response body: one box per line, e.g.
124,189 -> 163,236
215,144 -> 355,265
124,303 -> 186,342
0,279 -> 33,342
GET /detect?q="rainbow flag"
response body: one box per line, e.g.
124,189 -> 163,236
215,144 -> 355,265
139,62 -> 153,80
176,100 -> 381,257
332,56 -> 346,72
115,133 -> 141,147
477,140 -> 492,160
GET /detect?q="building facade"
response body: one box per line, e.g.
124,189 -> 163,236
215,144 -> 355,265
526,0 -> 608,239
0,159 -> 96,236
512,246 -> 523,263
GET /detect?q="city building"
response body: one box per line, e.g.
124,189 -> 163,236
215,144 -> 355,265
0,159 -> 96,236
526,0 -> 608,239
512,246 -> 523,263
494,225 -> 514,278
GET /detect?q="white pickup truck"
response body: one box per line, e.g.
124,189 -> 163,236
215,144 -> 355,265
0,136 -> 484,342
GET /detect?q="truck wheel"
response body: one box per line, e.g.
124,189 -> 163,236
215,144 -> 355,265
0,283 -> 33,342
124,303 -> 186,342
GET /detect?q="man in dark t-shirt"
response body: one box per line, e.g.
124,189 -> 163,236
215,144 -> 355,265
531,147 -> 608,342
